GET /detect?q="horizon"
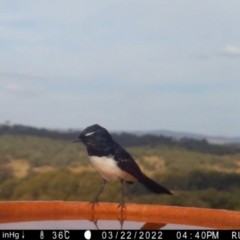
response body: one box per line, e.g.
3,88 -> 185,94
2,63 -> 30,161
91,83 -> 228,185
1,122 -> 240,139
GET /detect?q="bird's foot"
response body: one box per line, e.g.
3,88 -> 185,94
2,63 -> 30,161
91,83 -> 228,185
117,213 -> 126,230
89,212 -> 99,230
89,199 -> 99,210
117,201 -> 126,212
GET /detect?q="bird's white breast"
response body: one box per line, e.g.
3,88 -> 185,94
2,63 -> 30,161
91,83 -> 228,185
89,156 -> 136,182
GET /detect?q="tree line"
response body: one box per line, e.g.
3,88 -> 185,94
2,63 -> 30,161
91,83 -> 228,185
0,124 -> 240,155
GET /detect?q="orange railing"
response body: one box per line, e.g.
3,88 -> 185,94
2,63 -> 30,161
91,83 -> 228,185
1,202 -> 240,229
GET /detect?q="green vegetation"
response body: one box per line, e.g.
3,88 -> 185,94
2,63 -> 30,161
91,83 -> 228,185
0,130 -> 240,211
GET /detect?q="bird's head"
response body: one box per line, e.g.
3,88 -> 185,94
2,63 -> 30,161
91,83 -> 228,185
73,124 -> 113,147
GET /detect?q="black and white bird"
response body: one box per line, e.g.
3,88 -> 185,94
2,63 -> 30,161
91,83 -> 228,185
73,124 -> 172,211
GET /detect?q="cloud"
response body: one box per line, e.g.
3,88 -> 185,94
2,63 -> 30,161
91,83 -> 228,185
5,83 -> 44,98
224,45 -> 240,57
6,84 -> 24,93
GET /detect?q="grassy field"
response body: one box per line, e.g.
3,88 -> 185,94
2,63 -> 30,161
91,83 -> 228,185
0,134 -> 240,210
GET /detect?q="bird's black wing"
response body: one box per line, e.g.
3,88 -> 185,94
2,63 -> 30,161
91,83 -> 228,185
113,142 -> 144,181
113,141 -> 172,195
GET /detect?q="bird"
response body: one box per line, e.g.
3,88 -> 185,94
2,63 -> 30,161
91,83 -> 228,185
73,124 -> 172,211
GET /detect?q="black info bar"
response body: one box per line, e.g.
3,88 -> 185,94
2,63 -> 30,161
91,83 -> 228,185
0,230 -> 239,240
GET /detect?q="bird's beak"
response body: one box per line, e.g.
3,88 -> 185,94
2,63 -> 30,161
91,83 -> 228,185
72,139 -> 81,143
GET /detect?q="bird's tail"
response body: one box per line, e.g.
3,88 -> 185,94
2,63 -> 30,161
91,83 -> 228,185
139,174 -> 172,195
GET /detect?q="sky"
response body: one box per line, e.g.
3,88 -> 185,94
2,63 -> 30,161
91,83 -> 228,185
0,1 -> 240,136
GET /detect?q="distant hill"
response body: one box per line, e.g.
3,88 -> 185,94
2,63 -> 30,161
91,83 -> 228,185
132,130 -> 240,144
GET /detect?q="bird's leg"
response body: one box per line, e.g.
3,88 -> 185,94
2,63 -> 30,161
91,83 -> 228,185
90,178 -> 107,210
117,179 -> 126,212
